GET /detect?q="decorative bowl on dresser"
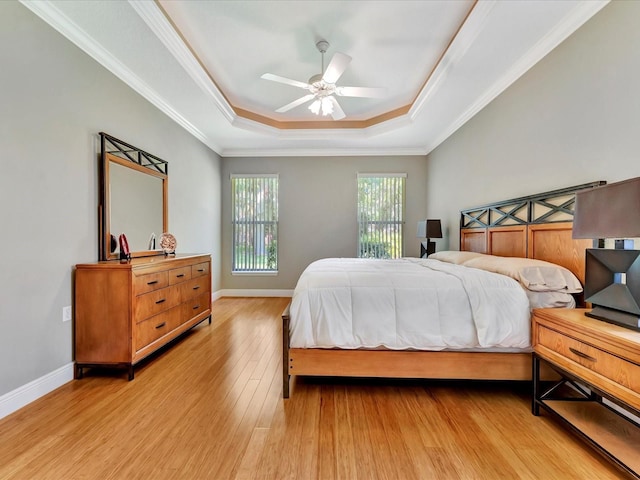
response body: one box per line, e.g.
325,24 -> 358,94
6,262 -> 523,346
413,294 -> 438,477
532,308 -> 640,478
74,253 -> 212,380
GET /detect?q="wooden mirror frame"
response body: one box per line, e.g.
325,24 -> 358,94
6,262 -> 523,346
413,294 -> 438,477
98,133 -> 168,261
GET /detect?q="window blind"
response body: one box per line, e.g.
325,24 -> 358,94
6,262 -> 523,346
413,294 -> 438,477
357,174 -> 406,259
231,175 -> 279,272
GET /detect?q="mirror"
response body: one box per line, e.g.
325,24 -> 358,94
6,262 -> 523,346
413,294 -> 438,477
99,134 -> 168,261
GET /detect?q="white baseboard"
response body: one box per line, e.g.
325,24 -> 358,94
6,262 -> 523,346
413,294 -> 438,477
213,289 -> 293,300
0,362 -> 74,420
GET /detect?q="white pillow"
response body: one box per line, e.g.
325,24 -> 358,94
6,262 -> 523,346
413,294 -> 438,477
463,255 -> 583,293
428,250 -> 487,265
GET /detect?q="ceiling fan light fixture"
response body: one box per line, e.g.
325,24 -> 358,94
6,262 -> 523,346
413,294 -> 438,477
321,97 -> 334,116
308,97 -> 334,116
308,99 -> 321,115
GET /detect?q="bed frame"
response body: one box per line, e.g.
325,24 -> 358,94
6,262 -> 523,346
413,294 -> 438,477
282,182 -> 604,398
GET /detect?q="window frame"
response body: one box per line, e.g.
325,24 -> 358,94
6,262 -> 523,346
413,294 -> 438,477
356,173 -> 406,259
231,174 -> 279,274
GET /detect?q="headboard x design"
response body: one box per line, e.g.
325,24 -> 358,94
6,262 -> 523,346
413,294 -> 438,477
460,181 -> 605,285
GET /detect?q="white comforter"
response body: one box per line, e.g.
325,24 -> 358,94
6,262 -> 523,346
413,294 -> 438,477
289,258 -> 531,350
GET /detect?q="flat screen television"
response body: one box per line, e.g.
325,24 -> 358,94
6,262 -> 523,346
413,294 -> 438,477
584,248 -> 640,331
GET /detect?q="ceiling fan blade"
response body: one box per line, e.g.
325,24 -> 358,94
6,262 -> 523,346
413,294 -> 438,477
261,73 -> 310,90
335,86 -> 387,98
322,52 -> 351,84
327,96 -> 346,120
275,94 -> 316,113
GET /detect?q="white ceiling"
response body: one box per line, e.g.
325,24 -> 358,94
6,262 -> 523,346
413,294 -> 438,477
22,0 -> 608,157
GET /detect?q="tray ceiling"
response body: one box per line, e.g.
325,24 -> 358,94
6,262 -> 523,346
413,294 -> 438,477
21,0 -> 608,157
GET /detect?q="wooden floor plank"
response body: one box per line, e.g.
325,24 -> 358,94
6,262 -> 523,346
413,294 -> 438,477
332,386 -> 359,480
0,297 -> 628,479
234,427 -> 270,480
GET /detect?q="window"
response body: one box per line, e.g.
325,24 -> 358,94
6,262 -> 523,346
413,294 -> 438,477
231,175 -> 278,273
357,174 -> 406,259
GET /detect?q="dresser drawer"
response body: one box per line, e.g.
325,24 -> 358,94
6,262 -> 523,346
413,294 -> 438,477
133,271 -> 169,295
135,307 -> 182,351
134,286 -> 180,322
180,276 -> 210,301
168,266 -> 192,285
538,325 -> 640,393
192,262 -> 209,278
183,292 -> 211,322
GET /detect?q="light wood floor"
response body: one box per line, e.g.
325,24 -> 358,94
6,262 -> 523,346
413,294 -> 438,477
0,297 -> 628,479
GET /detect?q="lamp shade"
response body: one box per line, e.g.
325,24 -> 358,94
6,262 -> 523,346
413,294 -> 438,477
416,220 -> 427,238
573,177 -> 640,239
426,219 -> 443,239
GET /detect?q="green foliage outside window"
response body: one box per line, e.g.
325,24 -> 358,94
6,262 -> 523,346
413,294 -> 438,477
357,175 -> 405,259
232,176 -> 278,272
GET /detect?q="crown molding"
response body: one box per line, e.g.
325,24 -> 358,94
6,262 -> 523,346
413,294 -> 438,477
231,113 -> 415,140
230,114 -> 370,139
422,0 -> 609,155
220,146 -> 427,158
410,0 -> 496,121
19,0 -> 222,154
129,0 -> 236,123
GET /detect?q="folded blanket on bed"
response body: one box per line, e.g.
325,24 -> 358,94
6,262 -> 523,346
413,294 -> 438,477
289,258 -> 530,350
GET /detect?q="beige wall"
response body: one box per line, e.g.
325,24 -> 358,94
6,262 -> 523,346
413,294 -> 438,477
220,156 -> 429,290
0,2 -> 221,397
426,0 -> 640,250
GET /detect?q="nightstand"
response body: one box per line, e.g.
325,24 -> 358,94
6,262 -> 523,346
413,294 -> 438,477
532,308 -> 640,478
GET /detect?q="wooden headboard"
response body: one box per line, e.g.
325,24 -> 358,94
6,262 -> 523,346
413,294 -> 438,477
460,182 -> 605,285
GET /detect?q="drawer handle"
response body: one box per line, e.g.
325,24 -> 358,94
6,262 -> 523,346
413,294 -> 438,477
193,305 -> 200,310
176,274 -> 185,278
155,322 -> 166,329
197,268 -> 205,272
155,299 -> 166,304
569,347 -> 596,362
193,286 -> 200,290
147,280 -> 158,285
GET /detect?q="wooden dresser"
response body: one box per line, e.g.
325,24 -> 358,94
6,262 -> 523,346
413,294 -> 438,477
532,308 -> 640,478
75,254 -> 212,380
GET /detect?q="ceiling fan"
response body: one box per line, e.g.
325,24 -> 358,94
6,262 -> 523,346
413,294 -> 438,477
261,40 -> 386,120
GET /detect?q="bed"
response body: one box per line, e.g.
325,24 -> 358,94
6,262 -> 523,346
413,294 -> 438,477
282,182 -> 604,398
